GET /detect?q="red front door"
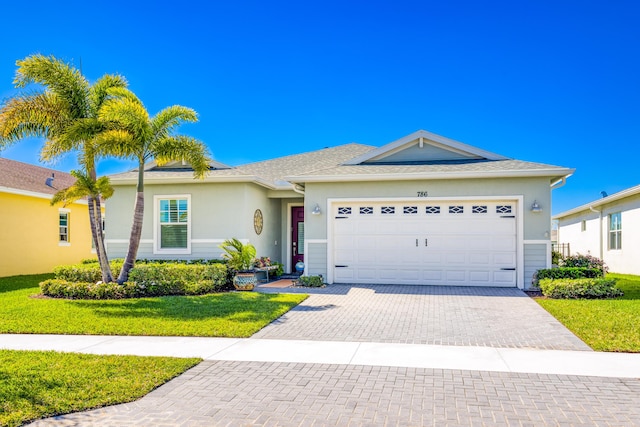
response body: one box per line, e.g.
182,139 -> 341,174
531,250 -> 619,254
291,206 -> 304,271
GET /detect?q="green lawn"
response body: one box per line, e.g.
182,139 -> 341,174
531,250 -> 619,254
0,349 -> 200,427
0,274 -> 307,337
0,273 -> 307,425
536,273 -> 640,352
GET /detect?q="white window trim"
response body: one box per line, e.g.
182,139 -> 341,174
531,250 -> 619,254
608,212 -> 622,251
153,194 -> 192,255
58,208 -> 71,247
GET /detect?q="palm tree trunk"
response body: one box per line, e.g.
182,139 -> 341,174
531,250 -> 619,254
88,196 -> 113,283
93,196 -> 113,283
117,164 -> 145,284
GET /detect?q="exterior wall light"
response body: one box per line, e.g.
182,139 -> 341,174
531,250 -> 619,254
311,204 -> 322,215
530,200 -> 542,213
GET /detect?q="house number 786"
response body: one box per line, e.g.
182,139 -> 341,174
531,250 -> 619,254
417,191 -> 428,197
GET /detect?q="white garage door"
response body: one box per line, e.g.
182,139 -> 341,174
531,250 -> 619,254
332,201 -> 517,286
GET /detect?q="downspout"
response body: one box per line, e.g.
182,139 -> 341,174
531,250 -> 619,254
550,177 -> 567,190
589,206 -> 603,260
292,183 -> 305,195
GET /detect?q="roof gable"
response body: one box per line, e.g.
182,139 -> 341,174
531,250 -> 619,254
343,130 -> 508,165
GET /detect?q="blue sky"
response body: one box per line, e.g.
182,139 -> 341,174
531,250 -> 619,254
1,0 -> 638,214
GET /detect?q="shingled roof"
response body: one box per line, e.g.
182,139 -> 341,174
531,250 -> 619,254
0,158 -> 77,196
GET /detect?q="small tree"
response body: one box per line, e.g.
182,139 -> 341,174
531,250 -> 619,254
95,91 -> 211,283
0,55 -> 127,283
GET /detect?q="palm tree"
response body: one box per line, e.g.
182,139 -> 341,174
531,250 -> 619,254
0,54 -> 127,283
96,92 -> 210,283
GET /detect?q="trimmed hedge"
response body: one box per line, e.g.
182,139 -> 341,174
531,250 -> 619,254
127,263 -> 228,296
53,261 -> 124,283
539,278 -> 623,299
296,275 -> 324,287
41,262 -> 228,299
536,267 -> 604,282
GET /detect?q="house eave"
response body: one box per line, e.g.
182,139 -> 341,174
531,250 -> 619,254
286,168 -> 575,184
554,183 -> 640,220
109,174 -> 290,191
0,186 -> 89,205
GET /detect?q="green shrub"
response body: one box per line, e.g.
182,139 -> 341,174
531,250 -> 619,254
126,263 -> 228,296
53,261 -> 124,282
551,251 -> 563,265
296,275 -> 324,287
539,277 -> 623,299
536,267 -> 604,282
41,263 -> 228,299
40,279 -> 139,299
560,254 -> 608,273
271,262 -> 284,278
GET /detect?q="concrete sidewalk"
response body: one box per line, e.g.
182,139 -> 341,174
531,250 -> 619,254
3,334 -> 640,379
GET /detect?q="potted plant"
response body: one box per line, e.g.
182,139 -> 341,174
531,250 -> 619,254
219,238 -> 257,290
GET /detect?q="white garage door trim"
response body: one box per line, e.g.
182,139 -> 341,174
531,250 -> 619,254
326,196 -> 524,288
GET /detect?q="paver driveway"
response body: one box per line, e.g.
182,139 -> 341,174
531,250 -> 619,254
255,284 -> 590,350
31,284 -> 638,426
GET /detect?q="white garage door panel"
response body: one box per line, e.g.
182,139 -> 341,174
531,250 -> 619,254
332,201 -> 518,287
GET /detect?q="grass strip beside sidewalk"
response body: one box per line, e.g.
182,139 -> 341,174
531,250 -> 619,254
0,350 -> 200,427
536,273 -> 640,352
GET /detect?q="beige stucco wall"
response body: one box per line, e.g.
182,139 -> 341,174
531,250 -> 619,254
106,182 -> 283,263
304,177 -> 552,240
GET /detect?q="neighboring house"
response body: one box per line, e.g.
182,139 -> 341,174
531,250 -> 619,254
0,158 -> 99,277
554,185 -> 640,275
106,130 -> 573,289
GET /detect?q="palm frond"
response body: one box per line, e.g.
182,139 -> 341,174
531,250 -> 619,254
0,93 -> 70,144
14,54 -> 90,119
99,97 -> 151,140
151,106 -> 198,140
89,74 -> 128,114
153,135 -> 211,179
93,129 -> 138,159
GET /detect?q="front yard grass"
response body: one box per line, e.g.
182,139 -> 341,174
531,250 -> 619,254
536,273 -> 640,352
0,274 -> 305,425
0,274 -> 307,337
0,349 -> 200,427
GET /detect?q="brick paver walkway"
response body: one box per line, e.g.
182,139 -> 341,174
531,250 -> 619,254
29,284 -> 626,426
30,360 -> 640,426
255,285 -> 590,350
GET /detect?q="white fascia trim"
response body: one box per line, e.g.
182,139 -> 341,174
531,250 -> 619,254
343,130 -> 509,165
325,195 -> 525,289
286,168 -> 575,183
0,186 -> 89,205
110,175 -> 280,190
553,183 -> 640,220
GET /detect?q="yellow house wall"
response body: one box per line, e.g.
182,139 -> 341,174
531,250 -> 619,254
0,192 -> 98,277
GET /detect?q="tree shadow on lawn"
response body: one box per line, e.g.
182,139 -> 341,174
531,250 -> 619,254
66,293 -> 300,322
0,274 -> 52,295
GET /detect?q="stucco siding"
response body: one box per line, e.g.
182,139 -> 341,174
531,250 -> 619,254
106,182 -> 284,263
306,242 -> 328,279
557,195 -> 640,275
524,243 -> 548,287
304,177 -> 552,241
0,192 -> 96,277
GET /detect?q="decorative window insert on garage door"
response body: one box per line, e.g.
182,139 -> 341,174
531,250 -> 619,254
330,200 -> 519,287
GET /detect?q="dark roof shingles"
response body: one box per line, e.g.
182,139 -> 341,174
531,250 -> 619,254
0,158 -> 76,195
